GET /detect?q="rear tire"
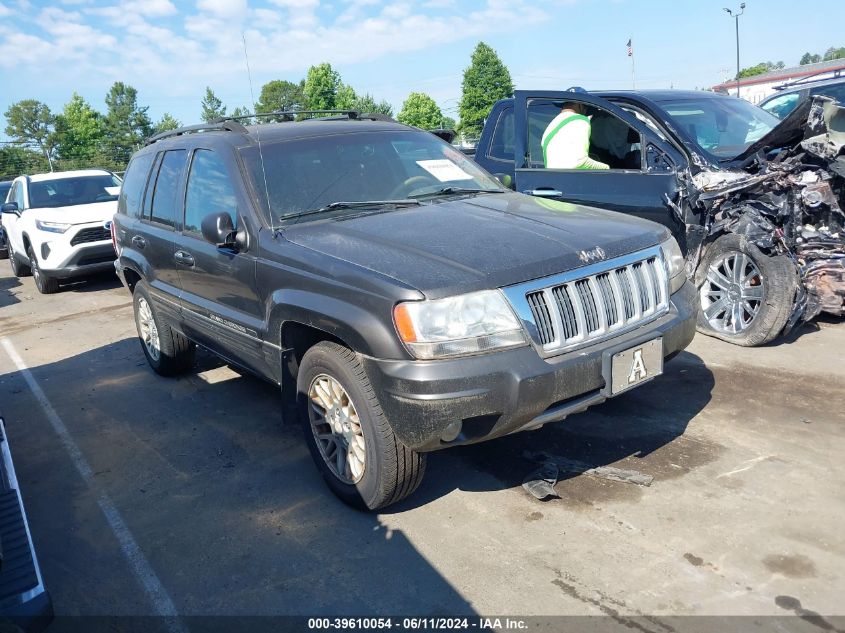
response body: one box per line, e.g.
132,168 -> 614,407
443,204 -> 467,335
27,245 -> 60,294
695,234 -> 797,346
8,240 -> 30,277
133,281 -> 195,376
297,341 -> 426,511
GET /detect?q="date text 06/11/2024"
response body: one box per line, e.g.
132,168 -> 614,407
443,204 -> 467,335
307,617 -> 528,630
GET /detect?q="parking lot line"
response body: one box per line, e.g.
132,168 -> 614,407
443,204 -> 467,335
1,337 -> 187,632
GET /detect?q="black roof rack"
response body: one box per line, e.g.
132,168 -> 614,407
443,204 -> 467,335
774,68 -> 844,90
144,120 -> 249,146
215,110 -> 397,124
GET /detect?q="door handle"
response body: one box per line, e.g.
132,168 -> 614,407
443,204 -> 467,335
131,235 -> 147,249
174,250 -> 195,267
526,189 -> 563,197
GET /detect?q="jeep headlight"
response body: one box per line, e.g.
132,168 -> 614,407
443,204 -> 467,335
35,219 -> 72,234
660,236 -> 686,294
393,290 -> 526,359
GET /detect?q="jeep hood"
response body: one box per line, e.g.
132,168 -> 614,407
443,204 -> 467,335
282,192 -> 667,298
30,201 -> 116,225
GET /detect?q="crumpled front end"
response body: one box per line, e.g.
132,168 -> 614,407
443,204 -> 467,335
688,97 -> 845,331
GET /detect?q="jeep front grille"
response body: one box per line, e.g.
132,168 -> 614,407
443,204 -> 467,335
503,246 -> 669,355
70,227 -> 110,246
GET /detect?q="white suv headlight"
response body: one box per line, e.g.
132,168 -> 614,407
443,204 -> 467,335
393,290 -> 526,359
660,236 -> 686,294
35,220 -> 72,234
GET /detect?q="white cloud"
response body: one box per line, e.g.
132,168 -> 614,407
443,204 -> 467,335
0,0 -> 547,121
196,0 -> 246,18
0,3 -> 10,17
135,0 -> 177,17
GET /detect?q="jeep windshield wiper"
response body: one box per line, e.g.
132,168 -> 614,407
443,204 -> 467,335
281,199 -> 421,221
409,187 -> 506,199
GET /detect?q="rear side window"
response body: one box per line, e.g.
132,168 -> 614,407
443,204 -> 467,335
184,150 -> 237,235
148,150 -> 186,228
119,153 -> 155,218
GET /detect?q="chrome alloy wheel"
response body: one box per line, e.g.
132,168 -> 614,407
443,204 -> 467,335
308,374 -> 366,485
700,251 -> 765,334
136,297 -> 161,361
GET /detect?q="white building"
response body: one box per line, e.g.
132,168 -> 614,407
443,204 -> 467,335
712,58 -> 845,104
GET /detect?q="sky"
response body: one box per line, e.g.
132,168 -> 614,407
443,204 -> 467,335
0,0 -> 843,137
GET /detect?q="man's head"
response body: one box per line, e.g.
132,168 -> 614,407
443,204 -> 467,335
562,102 -> 586,115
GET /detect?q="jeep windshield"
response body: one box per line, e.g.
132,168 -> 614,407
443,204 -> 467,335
28,174 -> 122,209
655,96 -> 780,161
239,129 -> 504,225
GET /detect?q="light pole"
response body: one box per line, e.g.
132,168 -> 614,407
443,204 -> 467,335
724,3 -> 746,97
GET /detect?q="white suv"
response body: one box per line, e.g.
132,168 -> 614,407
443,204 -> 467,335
1,169 -> 121,293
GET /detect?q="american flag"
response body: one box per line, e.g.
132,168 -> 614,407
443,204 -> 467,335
626,39 -> 633,57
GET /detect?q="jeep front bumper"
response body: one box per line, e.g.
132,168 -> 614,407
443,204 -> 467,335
363,281 -> 697,452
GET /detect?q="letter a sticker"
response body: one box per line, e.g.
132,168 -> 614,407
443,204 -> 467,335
628,348 -> 647,384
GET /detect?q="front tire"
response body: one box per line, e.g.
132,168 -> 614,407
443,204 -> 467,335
27,245 -> 59,294
696,234 -> 797,346
297,341 -> 426,511
133,281 -> 195,376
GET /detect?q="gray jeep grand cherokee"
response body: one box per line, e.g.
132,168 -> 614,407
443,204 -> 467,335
112,113 -> 696,510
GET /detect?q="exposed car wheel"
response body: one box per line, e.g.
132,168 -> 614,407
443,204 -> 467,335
7,240 -> 30,277
133,281 -> 196,376
26,245 -> 60,294
696,234 -> 797,346
297,341 -> 426,511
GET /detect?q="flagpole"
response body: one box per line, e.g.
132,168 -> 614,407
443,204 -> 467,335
630,36 -> 636,89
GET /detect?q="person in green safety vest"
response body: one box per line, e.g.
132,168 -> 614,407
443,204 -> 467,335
541,103 -> 609,170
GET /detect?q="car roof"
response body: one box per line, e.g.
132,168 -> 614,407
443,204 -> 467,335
772,76 -> 845,93
595,89 -> 731,103
27,169 -> 113,183
141,117 -> 415,154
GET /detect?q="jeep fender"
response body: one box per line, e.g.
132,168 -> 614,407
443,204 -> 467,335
267,289 -> 410,360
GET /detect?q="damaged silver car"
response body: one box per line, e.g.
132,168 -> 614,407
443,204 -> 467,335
474,90 -> 844,346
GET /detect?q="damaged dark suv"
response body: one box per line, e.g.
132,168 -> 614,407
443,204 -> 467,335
474,90 -> 845,346
112,113 -> 695,509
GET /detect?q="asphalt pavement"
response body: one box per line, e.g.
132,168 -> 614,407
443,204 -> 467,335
0,266 -> 843,632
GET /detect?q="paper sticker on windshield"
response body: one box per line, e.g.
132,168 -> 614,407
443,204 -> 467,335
416,159 -> 472,182
105,186 -> 121,195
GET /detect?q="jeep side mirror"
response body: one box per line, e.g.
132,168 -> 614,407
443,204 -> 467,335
201,212 -> 237,248
1,202 -> 19,216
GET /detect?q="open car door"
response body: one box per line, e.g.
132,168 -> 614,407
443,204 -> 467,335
511,90 -> 687,233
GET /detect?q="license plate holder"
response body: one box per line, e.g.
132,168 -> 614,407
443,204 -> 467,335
608,338 -> 663,396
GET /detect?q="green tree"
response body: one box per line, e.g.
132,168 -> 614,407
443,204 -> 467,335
154,113 -> 181,134
200,87 -> 226,123
0,145 -> 50,180
103,82 -> 153,168
304,63 -> 341,111
441,115 -> 457,130
52,93 -> 104,166
823,46 -> 845,61
800,52 -> 821,65
352,93 -> 393,117
458,42 -> 513,139
335,83 -> 358,110
4,100 -> 56,165
397,92 -> 443,129
736,61 -> 784,79
231,106 -> 253,124
254,79 -> 305,121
